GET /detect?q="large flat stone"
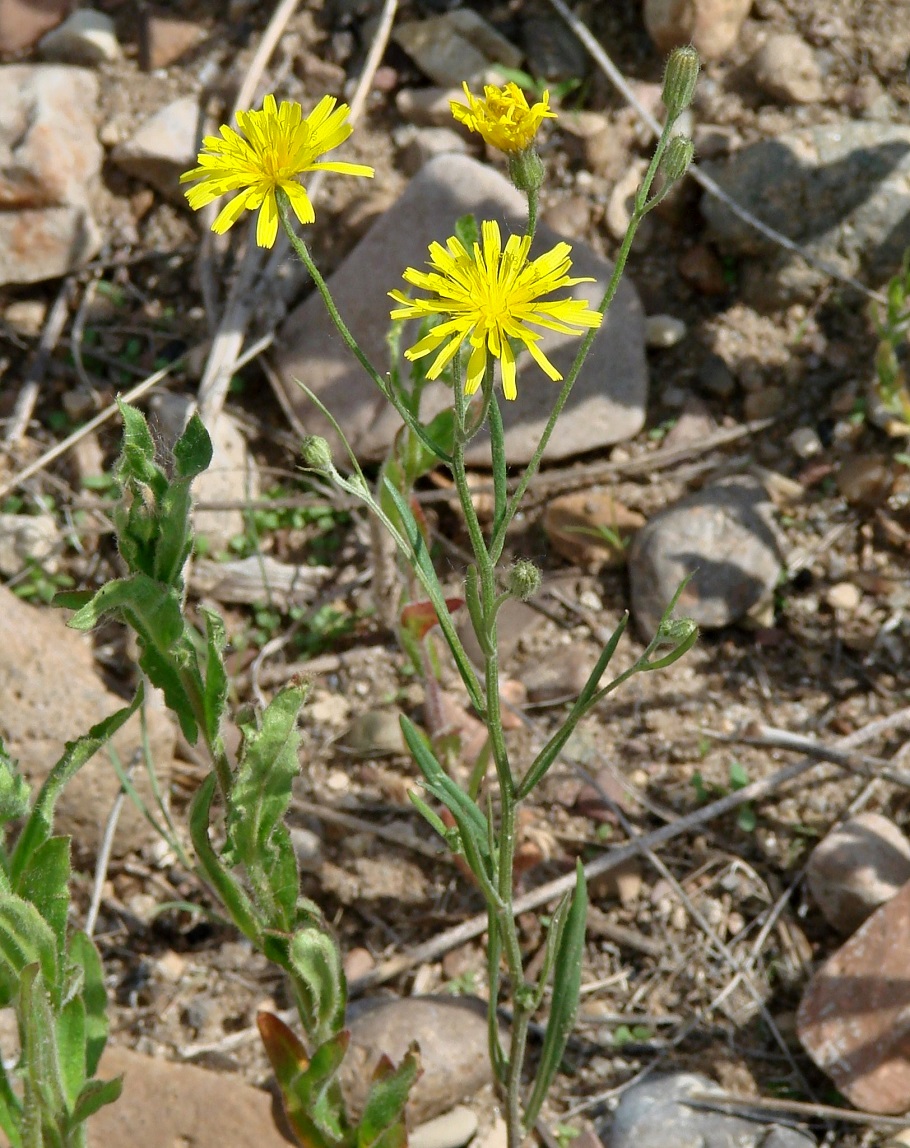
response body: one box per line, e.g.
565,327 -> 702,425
90,1046 -> 291,1148
0,586 -> 175,857
274,154 -> 647,466
797,879 -> 910,1114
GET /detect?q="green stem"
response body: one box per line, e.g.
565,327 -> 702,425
276,192 -> 452,466
526,187 -> 539,242
489,118 -> 679,565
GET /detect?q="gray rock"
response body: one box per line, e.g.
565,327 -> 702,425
702,121 -> 910,304
807,813 -> 910,935
521,644 -> 596,705
0,64 -> 103,284
0,512 -> 60,575
394,10 -> 521,86
396,86 -> 465,128
604,1072 -> 815,1148
697,352 -> 736,398
750,33 -> 823,104
519,3 -> 588,81
38,7 -> 119,64
274,154 -> 647,466
111,96 -> 201,204
398,126 -> 469,176
628,476 -> 783,635
341,996 -> 497,1125
0,586 -> 175,857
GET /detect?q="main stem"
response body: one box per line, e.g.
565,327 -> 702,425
450,358 -> 531,1148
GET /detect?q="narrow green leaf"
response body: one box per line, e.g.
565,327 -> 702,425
55,995 -> 86,1107
115,399 -> 161,491
154,477 -> 196,587
173,413 -> 213,479
0,897 -> 59,1002
69,1075 -> 123,1126
201,607 -> 229,749
288,927 -> 346,1046
11,689 -> 143,885
189,776 -> 262,944
454,213 -> 479,249
358,1047 -> 419,1148
68,932 -> 108,1077
19,964 -> 67,1138
0,741 -> 30,824
15,837 -> 70,963
227,686 -> 305,927
523,862 -> 587,1129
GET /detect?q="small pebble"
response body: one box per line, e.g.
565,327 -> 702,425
38,7 -> 120,64
645,315 -> 686,349
788,426 -> 823,458
826,582 -> 861,611
410,1106 -> 479,1148
697,352 -> 736,398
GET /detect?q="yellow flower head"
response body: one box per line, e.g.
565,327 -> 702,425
389,220 -> 602,401
180,94 -> 374,248
451,81 -> 556,154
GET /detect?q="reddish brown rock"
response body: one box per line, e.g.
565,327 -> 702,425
90,1046 -> 291,1147
544,489 -> 645,572
0,585 -> 175,857
643,0 -> 752,60
797,880 -> 910,1114
0,0 -> 70,55
139,10 -> 205,70
678,243 -> 727,295
807,813 -> 910,935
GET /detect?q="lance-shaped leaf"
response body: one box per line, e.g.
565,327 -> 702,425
19,963 -> 68,1144
226,685 -> 306,928
67,575 -> 198,741
0,740 -> 29,825
522,861 -> 587,1129
0,896 -> 60,1007
189,776 -> 262,945
11,690 -> 142,885
69,1075 -> 123,1128
69,932 -> 108,1077
201,607 -> 229,750
400,717 -> 493,890
358,1045 -> 420,1148
15,836 -> 70,968
258,1012 -> 350,1148
289,927 -> 346,1049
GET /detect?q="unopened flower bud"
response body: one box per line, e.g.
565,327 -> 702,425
662,46 -> 700,117
508,559 -> 541,601
661,135 -> 695,186
657,616 -> 698,646
508,148 -> 545,194
300,435 -> 333,472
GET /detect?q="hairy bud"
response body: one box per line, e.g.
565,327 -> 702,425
661,135 -> 695,186
508,148 -> 545,194
662,46 -> 700,117
508,559 -> 542,601
300,435 -> 333,472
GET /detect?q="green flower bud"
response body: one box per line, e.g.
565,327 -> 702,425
300,435 -> 333,472
508,147 -> 545,194
660,135 -> 695,186
656,616 -> 698,646
662,46 -> 700,117
508,559 -> 542,601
